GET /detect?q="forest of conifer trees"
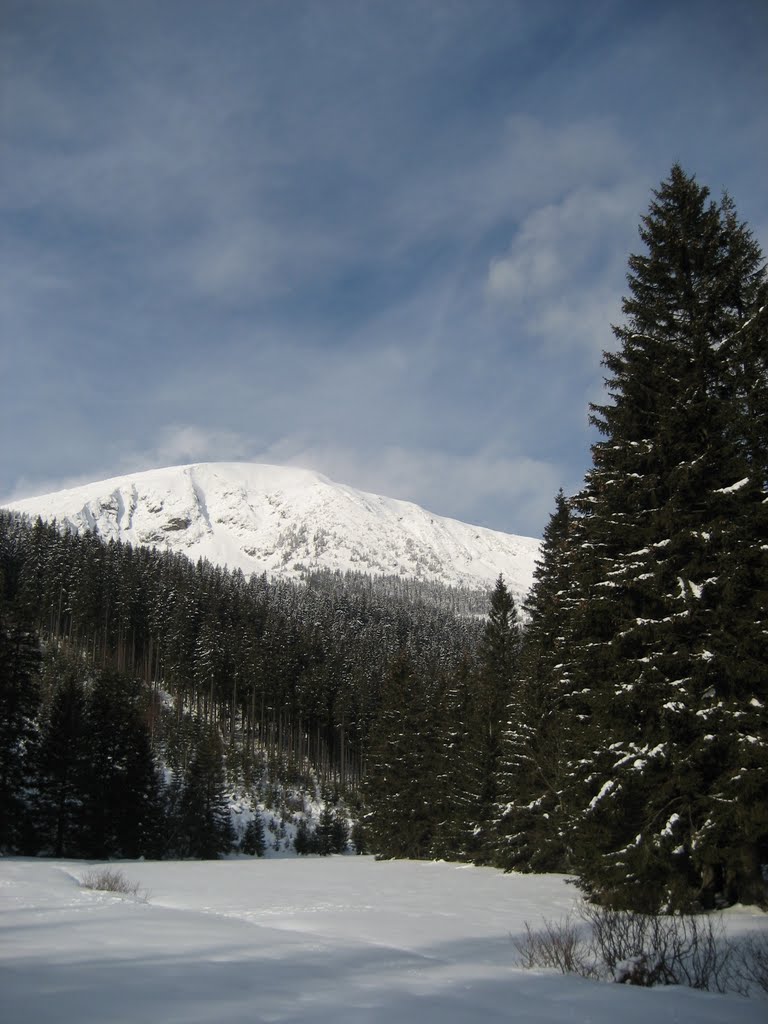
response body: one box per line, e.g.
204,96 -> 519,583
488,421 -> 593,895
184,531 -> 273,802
0,166 -> 765,913
0,504 -> 485,860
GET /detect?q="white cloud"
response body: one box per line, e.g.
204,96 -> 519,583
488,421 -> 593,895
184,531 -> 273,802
0,426 -> 258,504
6,6 -> 763,541
382,115 -> 635,250
2,431 -> 562,539
251,438 -> 562,537
1,471 -> 111,505
487,180 -> 644,354
144,425 -> 255,467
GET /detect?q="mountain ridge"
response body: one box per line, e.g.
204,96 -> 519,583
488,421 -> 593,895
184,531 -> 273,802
4,462 -> 539,603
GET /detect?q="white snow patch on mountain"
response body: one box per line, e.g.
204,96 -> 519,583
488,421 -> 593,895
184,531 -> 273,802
5,462 -> 539,601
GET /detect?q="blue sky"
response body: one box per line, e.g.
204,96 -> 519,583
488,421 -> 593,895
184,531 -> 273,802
2,0 -> 766,537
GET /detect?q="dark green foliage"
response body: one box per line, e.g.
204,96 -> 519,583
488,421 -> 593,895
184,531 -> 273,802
0,612 -> 41,852
292,806 -> 350,855
241,813 -> 267,856
314,805 -> 349,854
35,665 -> 89,856
363,651 -> 442,859
350,818 -> 367,854
0,505 -> 481,861
562,166 -> 767,910
466,576 -> 521,862
495,491 -> 579,872
428,658 -> 477,860
80,668 -> 164,859
294,818 -> 314,855
177,727 -> 235,859
0,516 -> 42,853
479,575 -> 520,683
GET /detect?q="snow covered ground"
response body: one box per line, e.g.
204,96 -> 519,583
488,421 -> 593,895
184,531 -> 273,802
1,856 -> 764,1023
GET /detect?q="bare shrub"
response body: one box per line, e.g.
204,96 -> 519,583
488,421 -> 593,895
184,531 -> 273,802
735,933 -> 768,995
581,904 -> 737,992
512,916 -> 598,978
515,902 -> 766,997
80,868 -> 148,901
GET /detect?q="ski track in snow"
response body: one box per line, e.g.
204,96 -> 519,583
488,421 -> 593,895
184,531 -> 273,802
1,857 -> 765,1024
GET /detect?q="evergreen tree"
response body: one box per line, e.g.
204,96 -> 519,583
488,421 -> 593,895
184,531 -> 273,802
0,613 -> 41,852
35,665 -> 89,857
565,166 -> 767,910
429,658 -> 476,860
350,818 -> 367,854
314,804 -> 349,854
178,726 -> 235,858
363,651 -> 441,858
0,512 -> 41,856
81,668 -> 164,859
495,491 -> 580,871
293,818 -> 314,855
241,813 -> 267,856
466,576 -> 520,862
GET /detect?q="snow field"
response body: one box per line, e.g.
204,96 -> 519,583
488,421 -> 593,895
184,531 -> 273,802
1,856 -> 765,1023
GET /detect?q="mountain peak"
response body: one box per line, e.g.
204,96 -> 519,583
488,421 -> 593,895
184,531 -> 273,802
4,462 -> 539,601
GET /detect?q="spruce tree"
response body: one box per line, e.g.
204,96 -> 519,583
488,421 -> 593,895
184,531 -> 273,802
241,813 -> 267,856
566,166 -> 767,910
0,516 -> 41,851
178,726 -> 235,858
429,658 -> 477,860
314,805 -> 349,854
35,667 -> 89,857
363,651 -> 440,859
81,668 -> 164,859
494,491 -> 580,871
466,576 -> 520,862
294,818 -> 314,855
0,613 -> 41,852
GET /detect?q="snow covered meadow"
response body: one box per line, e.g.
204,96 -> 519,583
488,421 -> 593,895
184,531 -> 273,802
1,856 -> 765,1023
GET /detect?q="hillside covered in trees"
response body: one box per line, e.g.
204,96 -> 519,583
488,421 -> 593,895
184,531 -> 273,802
1,166 -> 766,913
0,505 -> 486,859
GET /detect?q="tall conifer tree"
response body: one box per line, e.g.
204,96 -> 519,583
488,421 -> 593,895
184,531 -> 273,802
36,669 -> 89,857
178,726 -> 235,858
81,668 -> 163,859
363,651 -> 440,859
0,615 -> 41,851
566,166 -> 767,910
495,491 -> 580,871
466,576 -> 520,862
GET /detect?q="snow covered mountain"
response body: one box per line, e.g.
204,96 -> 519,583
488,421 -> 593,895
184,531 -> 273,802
4,463 -> 539,602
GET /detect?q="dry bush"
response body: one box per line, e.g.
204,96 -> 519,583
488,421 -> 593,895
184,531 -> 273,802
581,904 -> 737,992
80,868 -> 148,901
735,933 -> 768,995
514,903 -> 766,998
512,915 -> 598,978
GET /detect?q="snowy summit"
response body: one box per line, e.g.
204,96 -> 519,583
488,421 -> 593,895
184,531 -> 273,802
5,463 -> 539,601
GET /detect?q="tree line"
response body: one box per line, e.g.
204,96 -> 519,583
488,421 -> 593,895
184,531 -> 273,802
0,503 -> 482,860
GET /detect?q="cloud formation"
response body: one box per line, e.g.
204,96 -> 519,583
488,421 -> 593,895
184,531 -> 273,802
487,181 -> 644,355
2,1 -> 766,537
